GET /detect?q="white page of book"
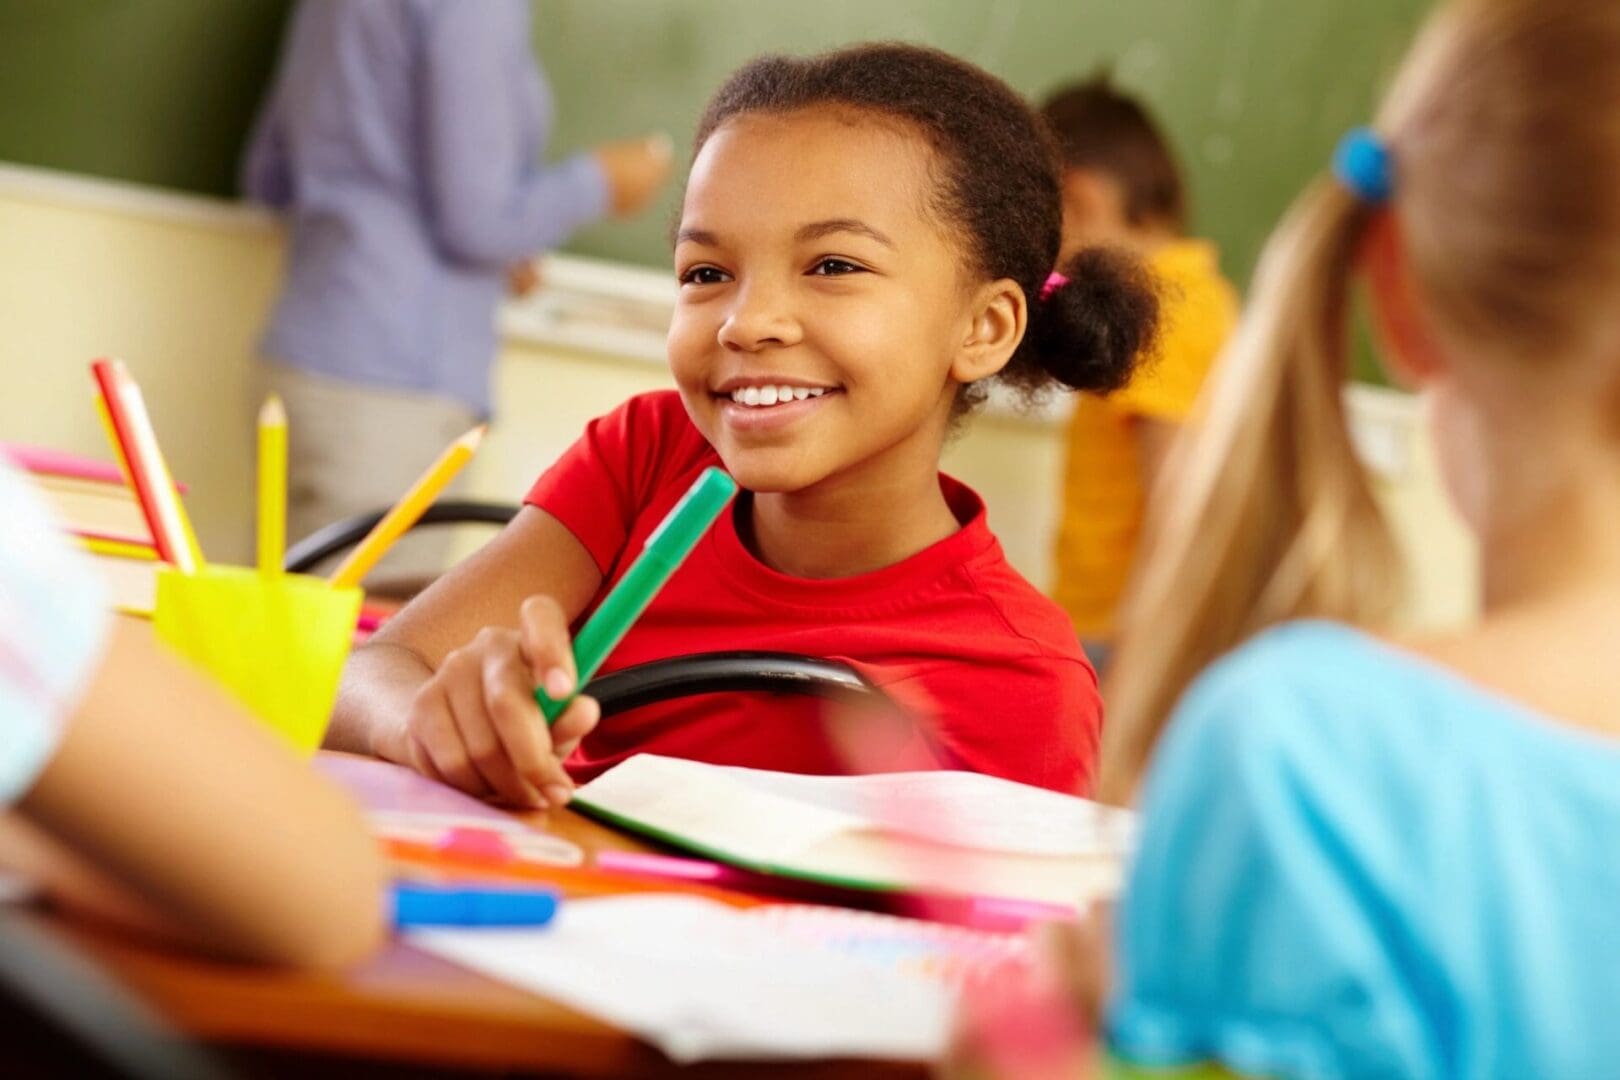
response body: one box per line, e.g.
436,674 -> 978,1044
411,895 -> 951,1064
573,754 -> 861,864
581,754 -> 1135,859
710,763 -> 1136,857
790,830 -> 1124,906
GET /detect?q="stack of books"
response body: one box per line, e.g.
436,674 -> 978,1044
2,442 -> 167,615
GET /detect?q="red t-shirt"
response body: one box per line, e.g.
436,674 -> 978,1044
526,391 -> 1100,794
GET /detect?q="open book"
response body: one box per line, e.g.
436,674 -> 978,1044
571,754 -> 1136,907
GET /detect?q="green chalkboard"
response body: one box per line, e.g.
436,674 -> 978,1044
0,0 -> 291,196
0,0 -> 1431,298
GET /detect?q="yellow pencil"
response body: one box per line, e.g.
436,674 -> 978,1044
258,394 -> 288,576
329,424 -> 486,589
93,394 -> 134,489
79,536 -> 159,561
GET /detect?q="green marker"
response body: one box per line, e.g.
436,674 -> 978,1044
537,466 -> 738,723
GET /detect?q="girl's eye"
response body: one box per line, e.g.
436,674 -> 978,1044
680,266 -> 729,286
809,258 -> 864,277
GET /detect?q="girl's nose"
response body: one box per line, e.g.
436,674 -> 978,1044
717,280 -> 804,352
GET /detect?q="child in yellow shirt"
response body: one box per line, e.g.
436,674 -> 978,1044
1041,76 -> 1240,660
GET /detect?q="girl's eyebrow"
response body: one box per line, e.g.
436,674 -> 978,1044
674,219 -> 894,249
675,227 -> 719,246
795,218 -> 895,248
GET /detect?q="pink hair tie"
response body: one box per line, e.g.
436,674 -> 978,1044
1040,271 -> 1069,301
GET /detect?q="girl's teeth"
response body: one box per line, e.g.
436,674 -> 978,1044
729,385 -> 831,406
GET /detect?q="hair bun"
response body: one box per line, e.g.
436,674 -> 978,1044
1012,246 -> 1160,395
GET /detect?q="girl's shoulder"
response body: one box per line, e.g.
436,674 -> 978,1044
1117,619 -> 1620,1079
614,389 -> 710,443
1153,619 -> 1620,815
591,389 -> 721,479
1179,618 -> 1519,727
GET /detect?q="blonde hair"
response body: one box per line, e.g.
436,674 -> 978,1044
1097,0 -> 1620,805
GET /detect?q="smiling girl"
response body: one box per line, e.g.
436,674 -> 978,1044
327,43 -> 1157,806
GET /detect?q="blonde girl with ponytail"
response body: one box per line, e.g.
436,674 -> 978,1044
1038,0 -> 1620,1075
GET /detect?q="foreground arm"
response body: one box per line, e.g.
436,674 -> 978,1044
7,621 -> 385,968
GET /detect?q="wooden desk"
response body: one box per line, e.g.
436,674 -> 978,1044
28,754 -> 927,1078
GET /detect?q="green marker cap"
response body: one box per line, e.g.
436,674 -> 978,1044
640,466 -> 738,569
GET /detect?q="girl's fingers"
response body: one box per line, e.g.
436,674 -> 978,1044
482,644 -> 565,804
517,595 -> 577,700
526,694 -> 594,807
550,695 -> 601,762
414,601 -> 586,808
1030,903 -> 1111,1024
407,687 -> 487,797
409,734 -> 451,788
442,639 -> 543,808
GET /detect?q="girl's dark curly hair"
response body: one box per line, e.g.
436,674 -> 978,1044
694,42 -> 1159,410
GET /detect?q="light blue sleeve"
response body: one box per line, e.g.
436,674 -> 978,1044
417,0 -> 610,266
239,0 -> 298,209
0,465 -> 108,806
1105,629 -> 1443,1080
240,77 -> 293,209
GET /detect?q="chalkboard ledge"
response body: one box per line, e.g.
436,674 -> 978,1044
0,160 -> 1074,429
0,159 -> 1419,459
0,159 -> 275,233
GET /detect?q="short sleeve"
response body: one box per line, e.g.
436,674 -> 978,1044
1106,637 -> 1435,1079
524,392 -> 699,576
0,465 -> 108,806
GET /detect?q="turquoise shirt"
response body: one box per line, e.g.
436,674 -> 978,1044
0,464 -> 107,805
1108,621 -> 1620,1079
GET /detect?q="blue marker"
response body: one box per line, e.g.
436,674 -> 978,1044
391,883 -> 560,929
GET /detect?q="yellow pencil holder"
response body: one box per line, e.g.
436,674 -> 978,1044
154,566 -> 363,754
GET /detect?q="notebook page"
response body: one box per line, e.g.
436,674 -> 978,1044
410,895 -> 951,1063
796,829 -> 1123,906
706,762 -> 1137,857
572,754 -> 860,864
742,904 -> 1032,988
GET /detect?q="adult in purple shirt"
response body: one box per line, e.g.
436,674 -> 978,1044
242,0 -> 668,577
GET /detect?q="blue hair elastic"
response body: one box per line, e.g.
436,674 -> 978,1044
1332,127 -> 1393,204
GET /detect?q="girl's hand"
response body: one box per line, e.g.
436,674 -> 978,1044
1039,901 -> 1113,1025
939,905 -> 1110,1080
395,596 -> 600,809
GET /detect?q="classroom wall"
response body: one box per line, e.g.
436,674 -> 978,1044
0,1 -> 1431,287
0,174 -> 273,562
0,165 -> 1476,628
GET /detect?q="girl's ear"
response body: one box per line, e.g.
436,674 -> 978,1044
1363,209 -> 1447,388
951,278 -> 1026,384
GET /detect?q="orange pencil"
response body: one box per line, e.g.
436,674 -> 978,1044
381,837 -> 764,908
329,425 -> 484,588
